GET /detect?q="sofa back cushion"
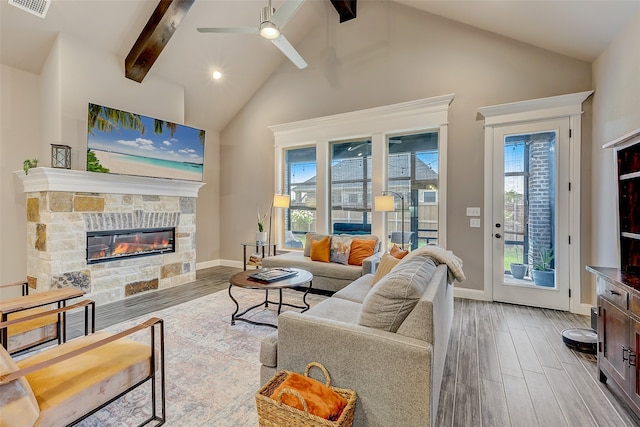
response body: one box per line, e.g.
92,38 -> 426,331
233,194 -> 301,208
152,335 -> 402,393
0,345 -> 40,427
358,255 -> 437,332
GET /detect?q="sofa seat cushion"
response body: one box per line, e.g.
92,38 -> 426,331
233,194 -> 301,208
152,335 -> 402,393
305,298 -> 362,324
262,252 -> 363,282
333,275 -> 373,304
359,255 -> 438,332
0,346 -> 40,427
17,331 -> 151,427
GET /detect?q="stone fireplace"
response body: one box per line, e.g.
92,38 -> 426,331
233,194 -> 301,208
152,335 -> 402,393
17,168 -> 204,305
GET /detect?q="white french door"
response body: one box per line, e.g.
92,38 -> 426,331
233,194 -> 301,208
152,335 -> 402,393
491,119 -> 570,311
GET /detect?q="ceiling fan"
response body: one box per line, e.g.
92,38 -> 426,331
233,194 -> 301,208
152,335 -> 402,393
197,0 -> 308,69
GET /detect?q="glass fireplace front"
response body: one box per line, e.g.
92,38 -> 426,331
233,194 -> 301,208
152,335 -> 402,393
87,228 -> 175,264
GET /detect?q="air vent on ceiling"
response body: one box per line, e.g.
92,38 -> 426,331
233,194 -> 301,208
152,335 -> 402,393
9,0 -> 51,19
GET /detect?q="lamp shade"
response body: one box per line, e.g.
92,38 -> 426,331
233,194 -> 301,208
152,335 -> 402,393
374,195 -> 395,212
273,193 -> 290,208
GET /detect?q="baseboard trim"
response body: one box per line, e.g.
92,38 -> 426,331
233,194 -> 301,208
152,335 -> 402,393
454,287 -> 490,301
574,302 -> 594,316
196,259 -> 244,270
196,260 -> 220,270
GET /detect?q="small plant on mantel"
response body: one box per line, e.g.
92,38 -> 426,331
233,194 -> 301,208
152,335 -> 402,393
22,158 -> 38,175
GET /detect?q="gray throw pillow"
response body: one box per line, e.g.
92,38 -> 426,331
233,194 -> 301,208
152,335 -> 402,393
359,255 -> 437,332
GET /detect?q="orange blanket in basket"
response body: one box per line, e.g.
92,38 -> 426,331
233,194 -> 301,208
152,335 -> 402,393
270,372 -> 347,421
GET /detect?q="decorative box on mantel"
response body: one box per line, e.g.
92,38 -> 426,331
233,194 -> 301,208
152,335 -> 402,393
16,167 -> 205,305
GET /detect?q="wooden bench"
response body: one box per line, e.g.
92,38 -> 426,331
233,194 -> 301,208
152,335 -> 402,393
0,282 -> 88,355
0,312 -> 165,426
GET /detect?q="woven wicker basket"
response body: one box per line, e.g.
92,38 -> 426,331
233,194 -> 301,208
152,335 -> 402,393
256,362 -> 357,427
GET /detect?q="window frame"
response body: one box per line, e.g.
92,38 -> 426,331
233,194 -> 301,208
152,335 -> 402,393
271,95 -> 454,251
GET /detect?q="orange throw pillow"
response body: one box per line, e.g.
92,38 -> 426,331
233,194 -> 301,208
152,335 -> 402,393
270,372 -> 347,421
390,244 -> 409,259
310,236 -> 331,262
348,238 -> 377,266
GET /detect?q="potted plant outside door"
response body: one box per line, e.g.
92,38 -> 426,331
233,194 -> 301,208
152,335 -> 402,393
509,245 -> 527,279
532,247 -> 554,287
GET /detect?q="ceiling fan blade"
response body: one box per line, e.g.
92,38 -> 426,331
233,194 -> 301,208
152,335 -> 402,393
271,35 -> 307,69
270,0 -> 305,28
197,27 -> 258,34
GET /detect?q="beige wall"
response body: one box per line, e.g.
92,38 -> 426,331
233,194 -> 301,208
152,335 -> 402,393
219,2 -> 592,292
0,65 -> 41,297
591,14 -> 640,271
0,37 -> 221,297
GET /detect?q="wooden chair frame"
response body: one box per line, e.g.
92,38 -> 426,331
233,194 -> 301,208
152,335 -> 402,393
0,281 -> 90,355
0,314 -> 165,427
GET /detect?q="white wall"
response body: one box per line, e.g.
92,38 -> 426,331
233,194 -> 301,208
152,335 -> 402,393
591,13 -> 640,270
219,2 -> 592,293
0,35 -> 221,295
0,65 -> 41,298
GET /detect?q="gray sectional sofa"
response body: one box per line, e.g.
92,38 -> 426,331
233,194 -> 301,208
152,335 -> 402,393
259,252 -> 455,427
261,233 -> 382,293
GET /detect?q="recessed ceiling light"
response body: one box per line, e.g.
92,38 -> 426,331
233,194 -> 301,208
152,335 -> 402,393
212,71 -> 222,80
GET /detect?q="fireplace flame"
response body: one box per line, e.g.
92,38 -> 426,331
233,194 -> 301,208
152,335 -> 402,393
112,236 -> 170,255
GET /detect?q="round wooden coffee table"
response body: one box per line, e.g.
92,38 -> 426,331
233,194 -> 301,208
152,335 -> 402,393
228,268 -> 313,328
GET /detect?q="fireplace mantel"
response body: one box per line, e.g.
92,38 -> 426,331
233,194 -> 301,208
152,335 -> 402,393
15,167 -> 205,197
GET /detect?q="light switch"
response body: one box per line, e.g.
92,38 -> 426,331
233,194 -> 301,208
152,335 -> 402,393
466,207 -> 481,217
470,218 -> 481,228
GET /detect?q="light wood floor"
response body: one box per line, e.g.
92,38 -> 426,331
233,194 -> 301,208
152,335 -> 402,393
437,298 -> 640,426
69,267 -> 640,426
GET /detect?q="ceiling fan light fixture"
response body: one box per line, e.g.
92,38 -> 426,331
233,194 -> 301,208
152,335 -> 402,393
259,21 -> 280,39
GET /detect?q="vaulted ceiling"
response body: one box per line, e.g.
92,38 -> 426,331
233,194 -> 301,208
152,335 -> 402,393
1,0 -> 639,131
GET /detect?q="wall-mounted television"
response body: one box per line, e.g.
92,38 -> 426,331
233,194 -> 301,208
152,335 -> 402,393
87,103 -> 205,182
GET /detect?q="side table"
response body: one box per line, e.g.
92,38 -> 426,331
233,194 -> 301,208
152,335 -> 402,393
241,242 -> 278,271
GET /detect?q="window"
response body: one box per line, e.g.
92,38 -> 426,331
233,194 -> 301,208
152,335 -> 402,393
330,140 -> 372,234
271,95 -> 453,251
284,147 -> 316,249
387,132 -> 439,249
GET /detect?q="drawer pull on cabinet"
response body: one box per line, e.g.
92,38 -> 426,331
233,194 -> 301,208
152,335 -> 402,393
630,351 -> 637,367
623,346 -> 630,362
607,289 -> 621,296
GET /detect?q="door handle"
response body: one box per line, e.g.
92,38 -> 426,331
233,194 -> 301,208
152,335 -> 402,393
495,233 -> 502,238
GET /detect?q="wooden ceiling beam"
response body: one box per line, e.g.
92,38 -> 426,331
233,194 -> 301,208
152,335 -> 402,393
330,0 -> 357,23
125,0 -> 195,83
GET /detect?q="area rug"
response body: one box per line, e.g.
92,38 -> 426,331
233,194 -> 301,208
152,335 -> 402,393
76,287 -> 326,427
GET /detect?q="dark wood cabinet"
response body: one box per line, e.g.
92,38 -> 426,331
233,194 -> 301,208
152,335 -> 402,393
590,130 -> 640,417
589,267 -> 640,418
598,296 -> 631,388
612,134 -> 640,273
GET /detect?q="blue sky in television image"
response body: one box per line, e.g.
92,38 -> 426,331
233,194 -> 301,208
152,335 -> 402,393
88,115 -> 204,165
